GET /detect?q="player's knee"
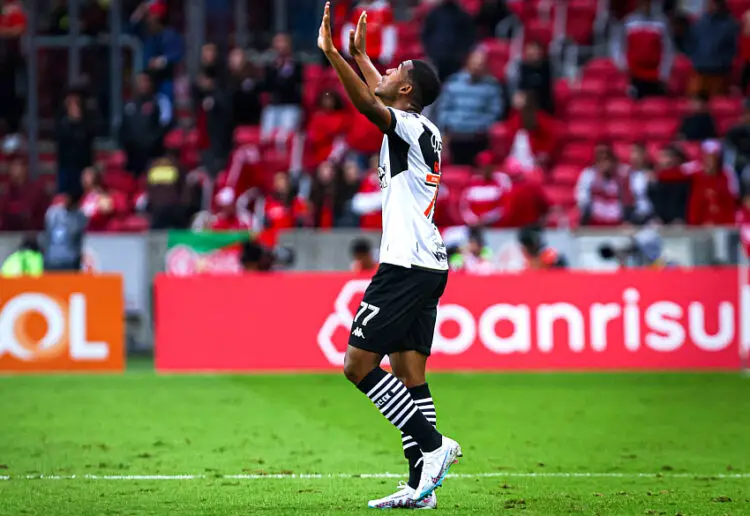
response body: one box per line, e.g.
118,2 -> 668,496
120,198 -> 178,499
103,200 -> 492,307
397,372 -> 425,389
343,356 -> 367,385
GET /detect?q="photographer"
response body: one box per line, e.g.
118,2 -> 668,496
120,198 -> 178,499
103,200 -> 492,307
599,227 -> 677,269
518,224 -> 566,270
240,240 -> 295,272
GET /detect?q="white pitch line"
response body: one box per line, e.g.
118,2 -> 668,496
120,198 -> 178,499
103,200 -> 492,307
0,472 -> 748,481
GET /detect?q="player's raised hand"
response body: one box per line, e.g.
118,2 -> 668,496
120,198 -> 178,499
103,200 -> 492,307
318,2 -> 336,54
349,11 -> 367,58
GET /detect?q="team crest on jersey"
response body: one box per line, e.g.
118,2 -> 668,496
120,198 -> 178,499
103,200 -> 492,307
377,164 -> 389,190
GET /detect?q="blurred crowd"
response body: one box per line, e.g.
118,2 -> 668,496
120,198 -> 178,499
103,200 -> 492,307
1,0 -> 750,257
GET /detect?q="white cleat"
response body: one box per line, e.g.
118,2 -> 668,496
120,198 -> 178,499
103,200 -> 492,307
412,436 -> 462,501
368,482 -> 437,510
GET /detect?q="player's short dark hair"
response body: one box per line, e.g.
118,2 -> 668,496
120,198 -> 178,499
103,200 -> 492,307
409,60 -> 441,109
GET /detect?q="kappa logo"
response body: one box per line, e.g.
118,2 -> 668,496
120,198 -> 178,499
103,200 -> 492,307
352,327 -> 365,339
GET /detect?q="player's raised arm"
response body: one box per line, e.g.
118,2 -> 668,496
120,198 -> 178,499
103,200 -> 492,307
349,11 -> 383,94
318,2 -> 392,132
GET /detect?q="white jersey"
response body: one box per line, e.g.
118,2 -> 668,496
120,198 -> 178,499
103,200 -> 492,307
377,108 -> 448,271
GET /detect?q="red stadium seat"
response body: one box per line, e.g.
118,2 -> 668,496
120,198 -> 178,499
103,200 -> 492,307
604,97 -> 635,119
582,58 -> 619,82
638,98 -> 674,118
234,125 -> 262,147
544,184 -> 576,207
727,0 -> 750,19
566,98 -> 602,120
606,120 -> 636,142
561,1 -> 597,46
710,96 -> 742,118
525,19 -> 555,49
558,142 -> 595,166
484,39 -> 511,81
489,123 -> 513,154
612,141 -> 632,162
551,164 -> 580,186
567,119 -> 599,141
718,117 -> 737,136
675,97 -> 692,116
554,78 -> 572,111
642,118 -> 678,141
165,128 -> 186,150
579,77 -> 607,97
646,141 -> 663,163
607,75 -> 629,97
681,141 -> 701,161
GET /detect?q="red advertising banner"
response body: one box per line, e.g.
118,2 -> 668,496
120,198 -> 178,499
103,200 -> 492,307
155,268 -> 746,372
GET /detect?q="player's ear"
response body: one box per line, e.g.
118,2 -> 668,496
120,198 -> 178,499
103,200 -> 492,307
399,82 -> 413,96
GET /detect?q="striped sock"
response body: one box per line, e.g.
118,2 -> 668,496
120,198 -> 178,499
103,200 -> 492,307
357,368 -> 442,453
402,384 -> 436,489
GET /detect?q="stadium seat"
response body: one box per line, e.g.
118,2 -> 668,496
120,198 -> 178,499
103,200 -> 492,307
544,184 -> 576,207
566,98 -> 602,120
646,141 -> 663,162
234,125 -> 262,147
582,58 -> 619,82
612,141 -> 632,163
642,118 -> 678,141
567,119 -> 599,141
604,97 -> 635,119
560,0 -> 597,46
718,117 -> 737,136
550,164 -> 580,186
579,77 -> 607,98
489,123 -> 513,154
710,96 -> 742,118
638,98 -> 674,118
165,128 -> 186,150
525,19 -> 555,49
675,97 -> 692,116
558,142 -> 595,166
681,141 -> 701,161
606,120 -> 636,142
484,39 -> 511,81
606,75 -> 629,97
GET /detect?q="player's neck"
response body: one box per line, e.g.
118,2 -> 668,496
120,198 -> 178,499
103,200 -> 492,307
391,98 -> 420,114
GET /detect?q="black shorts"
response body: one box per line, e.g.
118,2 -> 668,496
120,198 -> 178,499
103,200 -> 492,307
348,263 -> 448,357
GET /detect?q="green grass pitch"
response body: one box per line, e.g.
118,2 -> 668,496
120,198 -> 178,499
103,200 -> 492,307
1,360 -> 749,515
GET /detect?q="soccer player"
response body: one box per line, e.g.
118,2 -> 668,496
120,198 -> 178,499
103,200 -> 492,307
317,3 -> 462,509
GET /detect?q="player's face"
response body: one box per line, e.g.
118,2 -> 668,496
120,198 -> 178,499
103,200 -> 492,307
375,61 -> 412,102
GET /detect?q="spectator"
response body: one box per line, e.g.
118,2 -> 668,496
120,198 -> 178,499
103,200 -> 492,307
263,171 -> 308,232
210,187 -> 252,231
686,0 -> 738,97
422,0 -> 476,81
261,33 -> 303,150
516,40 -> 554,114
56,88 -> 94,197
120,71 -> 171,177
612,0 -> 673,99
144,154 -> 190,229
459,150 -> 512,227
687,140 -> 738,225
738,193 -> 750,257
240,240 -> 266,272
346,110 -> 384,169
304,90 -> 350,171
501,162 -> 551,227
351,156 -> 383,230
130,0 -> 184,103
577,143 -> 634,226
1,234 -> 43,277
518,224 -> 566,269
341,0 -> 396,66
475,0 -> 513,41
449,228 -> 495,275
193,43 -> 233,176
309,161 -> 337,228
436,48 -> 504,165
649,143 -> 691,224
0,0 -> 26,151
350,237 -> 377,272
0,158 -> 48,232
663,1 -> 692,54
43,190 -> 86,272
505,90 -> 557,174
741,11 -> 750,94
228,48 -> 263,127
677,92 -> 717,141
335,159 -> 363,227
628,143 -> 654,224
79,166 -> 116,231
725,98 -> 750,177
